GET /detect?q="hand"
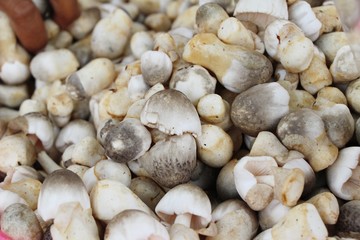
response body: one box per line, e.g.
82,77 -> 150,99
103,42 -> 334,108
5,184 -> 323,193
0,0 -> 81,54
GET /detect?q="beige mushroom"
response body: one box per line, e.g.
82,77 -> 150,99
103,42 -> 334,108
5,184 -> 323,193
183,33 -> 273,93
313,4 -> 342,33
314,86 -> 347,106
216,159 -> 239,200
277,108 -> 338,171
346,78 -> 360,114
330,45 -> 360,83
145,13 -> 172,32
315,32 -> 348,64
0,83 -> 29,108
19,99 -> 47,116
258,199 -> 290,230
140,89 -> 202,136
197,94 -> 228,124
70,136 -> 106,167
68,7 -> 101,40
130,31 -> 154,60
231,82 -> 290,136
104,209 -> 169,240
306,191 -> 339,225
139,133 -> 197,188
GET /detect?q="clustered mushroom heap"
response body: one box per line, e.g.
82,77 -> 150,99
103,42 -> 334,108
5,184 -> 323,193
0,0 -> 360,239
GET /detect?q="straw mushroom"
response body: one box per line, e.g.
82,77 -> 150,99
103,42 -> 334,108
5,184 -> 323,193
216,159 -> 239,200
313,4 -> 342,33
140,50 -> 173,86
90,179 -> 156,223
140,89 -> 202,136
330,45 -> 360,83
234,156 -> 277,211
277,108 -> 338,171
231,82 -> 290,136
68,7 -> 101,40
139,133 -> 197,188
327,147 -> 360,200
1,203 -> 43,240
130,31 -> 154,59
105,209 -> 169,240
234,0 -> 288,30
336,200 -> 360,238
169,65 -> 217,105
155,183 -> 212,230
306,191 -> 339,225
346,78 -> 360,114
37,169 -> 91,221
315,32 -> 348,64
0,84 -> 29,108
183,33 -> 273,93
66,58 -> 116,101
0,189 -> 27,215
195,3 -> 229,34
258,199 -> 290,230
102,118 -> 151,163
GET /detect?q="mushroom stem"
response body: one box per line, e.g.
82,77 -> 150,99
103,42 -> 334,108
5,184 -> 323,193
174,213 -> 192,227
37,151 -> 62,174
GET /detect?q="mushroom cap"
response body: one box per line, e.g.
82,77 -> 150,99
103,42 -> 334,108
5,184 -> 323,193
234,0 -> 288,30
231,82 -> 290,137
195,3 -> 229,34
327,146 -> 360,200
336,200 -> 360,238
139,133 -> 197,188
1,203 -> 43,240
104,209 -> 169,240
140,89 -> 201,136
140,50 -> 173,86
37,169 -> 90,221
103,118 -> 151,163
155,183 -> 212,229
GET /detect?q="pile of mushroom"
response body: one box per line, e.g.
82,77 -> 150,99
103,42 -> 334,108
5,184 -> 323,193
1,0 -> 360,239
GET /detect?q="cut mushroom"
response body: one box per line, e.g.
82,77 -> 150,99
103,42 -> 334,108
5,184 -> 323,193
140,89 -> 202,136
327,146 -> 360,200
234,156 -> 277,211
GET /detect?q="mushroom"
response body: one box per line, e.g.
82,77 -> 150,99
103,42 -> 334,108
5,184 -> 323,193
50,202 -> 99,240
102,118 -> 151,163
3,165 -> 43,184
258,199 -> 290,230
346,78 -> 360,114
29,49 -> 79,83
145,13 -> 172,32
207,199 -> 258,240
0,83 -> 29,108
68,7 -> 101,40
169,224 -> 200,240
138,133 -> 197,188
216,159 -> 239,200
70,136 -> 106,167
0,133 -> 36,173
231,82 -> 290,136
315,32 -> 348,64
195,124 -> 233,168
140,50 -> 173,86
19,99 -> 47,116
155,183 -> 212,230
129,177 -> 165,212
169,65 -> 217,105
277,108 -> 338,171
264,19 -> 314,73
46,91 -> 74,127
105,209 -> 169,240
0,189 -> 27,215
55,119 -> 96,152
68,35 -> 93,67
233,156 -> 277,211
327,147 -> 360,200
1,203 -> 43,240
234,0 -> 288,30
195,3 -> 229,34
91,8 -> 132,59
254,203 -> 328,239
183,33 -> 273,93
172,5 -> 199,29
314,86 -> 347,107
130,31 -> 154,60
90,179 -> 156,223
330,45 -> 360,83
197,94 -> 228,124
217,17 -> 255,50
288,0 -> 322,41
140,89 -> 202,136
66,58 -> 116,101
336,200 -> 360,238
306,191 -> 339,225
37,169 -> 91,221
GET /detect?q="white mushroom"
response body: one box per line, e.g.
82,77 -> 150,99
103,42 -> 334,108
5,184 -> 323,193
68,7 -> 101,40
327,147 -> 360,200
234,0 -> 288,30
70,136 -> 106,167
330,45 -> 360,83
90,179 -> 156,223
195,3 -> 229,34
346,78 -> 360,114
0,84 -> 29,108
66,58 -> 116,101
258,199 -> 290,230
130,31 -> 154,59
315,32 -> 348,64
216,159 -> 239,200
19,99 -> 47,116
91,8 -> 133,59
155,183 -> 212,230
37,169 -> 91,221
140,89 -> 202,136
